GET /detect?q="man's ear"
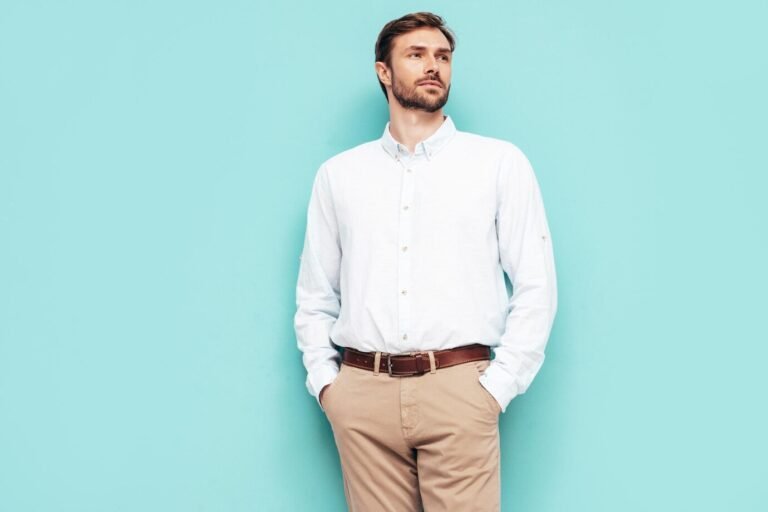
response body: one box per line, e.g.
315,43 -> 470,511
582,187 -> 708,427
375,62 -> 391,87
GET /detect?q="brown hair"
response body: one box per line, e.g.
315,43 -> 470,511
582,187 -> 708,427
374,12 -> 457,101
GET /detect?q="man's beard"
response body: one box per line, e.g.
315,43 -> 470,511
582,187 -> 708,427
391,71 -> 450,112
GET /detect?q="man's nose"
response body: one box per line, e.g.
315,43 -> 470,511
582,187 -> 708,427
423,56 -> 440,74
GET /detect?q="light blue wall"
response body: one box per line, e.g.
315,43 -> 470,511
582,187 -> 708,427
1,1 -> 766,510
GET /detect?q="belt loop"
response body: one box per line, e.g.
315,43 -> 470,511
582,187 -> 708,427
428,350 -> 436,373
373,351 -> 381,376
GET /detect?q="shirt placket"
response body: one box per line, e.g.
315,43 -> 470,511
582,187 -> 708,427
395,149 -> 418,352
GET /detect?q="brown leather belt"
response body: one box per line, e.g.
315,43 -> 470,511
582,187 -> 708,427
341,343 -> 491,377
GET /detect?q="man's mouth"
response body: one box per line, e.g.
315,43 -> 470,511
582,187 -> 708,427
418,81 -> 442,88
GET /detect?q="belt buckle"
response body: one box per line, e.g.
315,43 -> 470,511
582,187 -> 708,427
387,353 -> 422,377
387,353 -> 398,377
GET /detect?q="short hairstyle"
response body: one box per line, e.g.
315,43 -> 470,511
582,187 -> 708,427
374,12 -> 457,101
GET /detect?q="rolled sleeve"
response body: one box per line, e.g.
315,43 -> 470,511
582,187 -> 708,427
479,145 -> 558,414
294,164 -> 342,409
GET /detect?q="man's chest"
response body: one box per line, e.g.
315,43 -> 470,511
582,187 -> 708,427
330,154 -> 500,247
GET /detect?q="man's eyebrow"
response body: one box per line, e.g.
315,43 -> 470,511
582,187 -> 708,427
403,45 -> 452,54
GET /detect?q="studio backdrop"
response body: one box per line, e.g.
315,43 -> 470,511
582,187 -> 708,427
1,1 -> 766,511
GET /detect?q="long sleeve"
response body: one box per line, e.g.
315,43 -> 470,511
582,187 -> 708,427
294,164 -> 342,411
478,145 -> 558,414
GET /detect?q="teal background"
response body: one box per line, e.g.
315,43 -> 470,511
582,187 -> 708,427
1,0 -> 766,510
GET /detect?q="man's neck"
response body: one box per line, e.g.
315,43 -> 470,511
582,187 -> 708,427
387,107 -> 446,155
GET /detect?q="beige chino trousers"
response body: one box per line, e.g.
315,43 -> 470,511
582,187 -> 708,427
321,353 -> 502,511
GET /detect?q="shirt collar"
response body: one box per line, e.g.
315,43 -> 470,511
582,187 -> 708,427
380,114 -> 457,162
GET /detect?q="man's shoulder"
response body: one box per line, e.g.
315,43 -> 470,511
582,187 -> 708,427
315,129 -> 529,173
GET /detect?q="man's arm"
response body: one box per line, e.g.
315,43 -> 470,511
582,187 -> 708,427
478,145 -> 559,414
294,163 -> 342,411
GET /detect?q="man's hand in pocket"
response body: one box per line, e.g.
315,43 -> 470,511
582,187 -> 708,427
319,383 -> 331,407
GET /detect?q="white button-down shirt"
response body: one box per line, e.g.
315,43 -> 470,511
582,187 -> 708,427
294,114 -> 557,414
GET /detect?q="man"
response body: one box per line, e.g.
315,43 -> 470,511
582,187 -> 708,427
294,11 -> 557,511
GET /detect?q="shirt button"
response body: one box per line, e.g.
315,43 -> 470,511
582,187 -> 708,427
406,168 -> 412,173
401,289 -> 407,295
403,205 -> 409,210
402,246 -> 408,251
402,333 -> 408,340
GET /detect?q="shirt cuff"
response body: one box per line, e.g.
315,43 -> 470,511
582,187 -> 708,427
478,360 -> 520,414
307,363 -> 340,412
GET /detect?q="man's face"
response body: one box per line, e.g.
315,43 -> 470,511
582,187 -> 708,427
383,27 -> 452,112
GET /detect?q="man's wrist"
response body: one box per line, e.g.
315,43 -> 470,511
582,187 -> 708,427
309,364 -> 340,410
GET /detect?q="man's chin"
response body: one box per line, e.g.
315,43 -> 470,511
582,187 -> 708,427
393,91 -> 447,112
